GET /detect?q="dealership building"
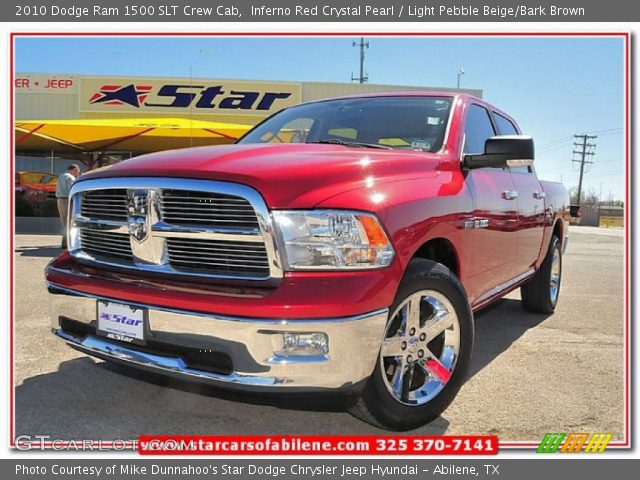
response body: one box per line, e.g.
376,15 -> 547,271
15,72 -> 482,174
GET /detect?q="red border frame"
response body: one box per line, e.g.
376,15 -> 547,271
9,31 -> 631,451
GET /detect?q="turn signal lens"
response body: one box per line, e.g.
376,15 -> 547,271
358,214 -> 389,247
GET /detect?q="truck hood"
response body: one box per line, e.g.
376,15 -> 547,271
80,143 -> 443,208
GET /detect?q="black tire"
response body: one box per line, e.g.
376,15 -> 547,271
521,235 -> 562,314
349,258 -> 474,431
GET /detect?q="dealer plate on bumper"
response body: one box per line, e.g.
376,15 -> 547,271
97,300 -> 147,345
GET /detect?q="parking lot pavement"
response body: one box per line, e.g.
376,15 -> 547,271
14,227 -> 625,441
567,225 -> 624,237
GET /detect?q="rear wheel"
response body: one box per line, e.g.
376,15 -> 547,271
521,235 -> 562,314
350,259 -> 474,431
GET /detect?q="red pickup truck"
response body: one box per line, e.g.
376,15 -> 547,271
47,93 -> 569,430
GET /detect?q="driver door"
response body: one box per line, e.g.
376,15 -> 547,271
462,104 -> 519,302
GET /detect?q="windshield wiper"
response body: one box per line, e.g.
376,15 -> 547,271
305,139 -> 392,150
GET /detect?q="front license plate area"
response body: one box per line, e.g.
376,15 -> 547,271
97,301 -> 147,345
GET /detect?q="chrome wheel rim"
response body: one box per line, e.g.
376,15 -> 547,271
550,245 -> 561,304
380,290 -> 460,406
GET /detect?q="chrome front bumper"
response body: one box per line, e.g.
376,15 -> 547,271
48,284 -> 389,392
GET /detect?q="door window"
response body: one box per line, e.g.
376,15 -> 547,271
494,113 -> 519,135
494,112 -> 531,173
463,104 -> 496,154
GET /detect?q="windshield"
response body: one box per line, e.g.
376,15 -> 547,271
238,96 -> 453,152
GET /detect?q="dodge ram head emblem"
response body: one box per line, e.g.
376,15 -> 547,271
127,190 -> 149,242
128,216 -> 147,242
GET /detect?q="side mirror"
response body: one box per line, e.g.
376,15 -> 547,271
463,135 -> 534,170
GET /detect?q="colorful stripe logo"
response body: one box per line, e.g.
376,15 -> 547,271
537,433 -> 612,453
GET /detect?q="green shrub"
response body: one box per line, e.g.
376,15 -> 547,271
40,199 -> 60,217
14,194 -> 61,217
15,194 -> 35,217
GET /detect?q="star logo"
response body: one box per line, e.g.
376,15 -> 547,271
89,84 -> 153,107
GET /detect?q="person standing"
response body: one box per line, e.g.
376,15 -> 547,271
56,164 -> 81,249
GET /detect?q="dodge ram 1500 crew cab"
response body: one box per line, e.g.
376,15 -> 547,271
47,93 -> 569,430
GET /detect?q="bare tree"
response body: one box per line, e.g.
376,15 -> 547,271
569,187 -> 599,206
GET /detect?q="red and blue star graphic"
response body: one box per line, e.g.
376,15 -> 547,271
89,84 -> 153,107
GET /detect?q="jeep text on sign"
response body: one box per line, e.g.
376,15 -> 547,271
15,74 -> 77,93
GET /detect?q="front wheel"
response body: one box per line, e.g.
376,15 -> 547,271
350,259 -> 474,431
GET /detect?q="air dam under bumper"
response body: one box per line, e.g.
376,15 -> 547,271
48,284 -> 389,392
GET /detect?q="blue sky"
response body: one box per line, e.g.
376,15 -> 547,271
15,36 -> 625,201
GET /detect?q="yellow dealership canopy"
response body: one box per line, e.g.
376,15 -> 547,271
15,117 -> 254,153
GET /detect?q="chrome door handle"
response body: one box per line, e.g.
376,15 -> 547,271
533,191 -> 546,199
502,190 -> 518,200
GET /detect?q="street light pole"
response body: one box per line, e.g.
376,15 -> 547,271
457,67 -> 465,89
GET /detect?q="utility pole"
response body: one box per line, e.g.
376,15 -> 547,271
572,134 -> 597,205
351,37 -> 369,83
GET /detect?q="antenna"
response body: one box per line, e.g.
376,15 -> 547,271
351,37 -> 369,83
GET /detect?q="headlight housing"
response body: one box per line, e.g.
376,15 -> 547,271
273,210 -> 395,270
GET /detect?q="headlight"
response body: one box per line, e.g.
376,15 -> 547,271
273,210 -> 395,270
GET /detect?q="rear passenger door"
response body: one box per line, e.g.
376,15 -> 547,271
493,112 -> 546,274
463,104 -> 519,299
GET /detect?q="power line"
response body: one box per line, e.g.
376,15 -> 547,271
536,127 -> 620,152
537,136 -> 573,150
537,143 -> 573,155
584,159 -> 623,173
584,127 -> 623,135
593,158 -> 621,164
537,166 -> 573,175
572,134 -> 597,205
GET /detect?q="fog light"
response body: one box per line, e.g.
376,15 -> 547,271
274,332 -> 329,357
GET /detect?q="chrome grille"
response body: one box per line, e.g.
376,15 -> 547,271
79,229 -> 133,262
160,190 -> 259,229
80,189 -> 128,221
167,238 -> 269,276
69,178 -> 282,281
